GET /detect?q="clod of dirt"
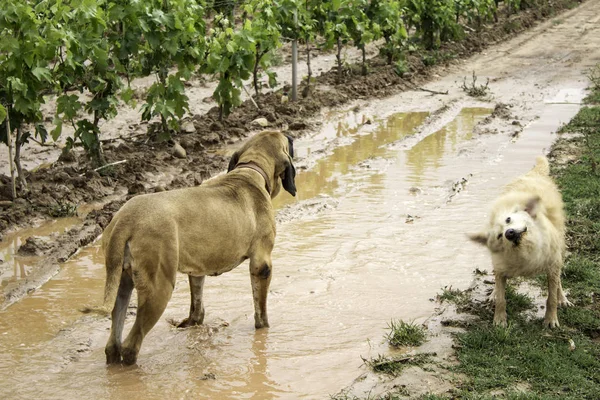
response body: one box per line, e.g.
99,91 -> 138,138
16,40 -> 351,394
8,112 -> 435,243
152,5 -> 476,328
181,120 -> 196,134
172,142 -> 187,159
276,196 -> 340,224
490,103 -> 514,120
128,182 -> 145,195
58,149 -> 77,163
289,121 -> 309,131
251,117 -> 269,127
18,236 -> 52,256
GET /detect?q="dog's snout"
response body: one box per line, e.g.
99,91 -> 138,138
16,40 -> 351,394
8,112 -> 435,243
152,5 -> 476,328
505,229 -> 517,241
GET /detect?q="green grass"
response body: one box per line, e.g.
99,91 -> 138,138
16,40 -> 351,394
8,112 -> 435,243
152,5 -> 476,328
385,319 -> 427,347
363,353 -> 433,377
49,200 -> 78,218
437,285 -> 468,303
583,64 -> 600,104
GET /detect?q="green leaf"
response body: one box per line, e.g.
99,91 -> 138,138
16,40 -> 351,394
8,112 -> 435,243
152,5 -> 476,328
56,94 -> 82,120
120,87 -> 134,105
0,105 -> 6,124
31,67 -> 52,83
51,118 -> 63,141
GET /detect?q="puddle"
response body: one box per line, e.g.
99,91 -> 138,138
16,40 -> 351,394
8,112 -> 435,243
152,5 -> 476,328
405,108 -> 491,184
0,218 -> 80,291
2,104 -> 580,399
0,191 -> 126,296
273,111 -> 430,209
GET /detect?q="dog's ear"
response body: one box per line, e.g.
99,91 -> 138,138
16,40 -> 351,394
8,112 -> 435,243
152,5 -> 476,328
282,158 -> 296,196
468,232 -> 488,246
281,135 -> 296,196
227,151 -> 240,172
524,195 -> 541,218
286,135 -> 294,159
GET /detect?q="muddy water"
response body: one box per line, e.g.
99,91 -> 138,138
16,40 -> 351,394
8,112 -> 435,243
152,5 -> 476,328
0,218 -> 80,291
0,103 -> 578,399
0,194 -> 123,295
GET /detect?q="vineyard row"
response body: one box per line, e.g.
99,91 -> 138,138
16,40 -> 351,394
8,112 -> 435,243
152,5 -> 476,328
1,0 -> 550,197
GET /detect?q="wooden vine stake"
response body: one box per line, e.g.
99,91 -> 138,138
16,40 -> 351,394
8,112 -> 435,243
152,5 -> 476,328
5,111 -> 16,200
291,9 -> 298,101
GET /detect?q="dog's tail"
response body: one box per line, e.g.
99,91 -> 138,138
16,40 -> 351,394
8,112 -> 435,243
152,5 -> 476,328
80,220 -> 130,316
531,155 -> 550,176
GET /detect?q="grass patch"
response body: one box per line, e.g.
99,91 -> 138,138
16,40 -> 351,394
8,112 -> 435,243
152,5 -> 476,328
583,64 -> 600,104
461,71 -> 491,98
49,201 -> 78,218
438,284 -> 534,323
363,353 -> 433,377
437,286 -> 467,303
454,322 -> 600,397
557,106 -> 600,175
385,320 -> 427,347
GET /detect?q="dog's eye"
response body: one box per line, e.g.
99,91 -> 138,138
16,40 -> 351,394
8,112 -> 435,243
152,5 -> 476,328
505,217 -> 511,224
497,233 -> 502,240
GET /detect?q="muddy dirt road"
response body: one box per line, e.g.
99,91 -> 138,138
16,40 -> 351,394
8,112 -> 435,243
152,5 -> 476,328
1,2 -> 599,399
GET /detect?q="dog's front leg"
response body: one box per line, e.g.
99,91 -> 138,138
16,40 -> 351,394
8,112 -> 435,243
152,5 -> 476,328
178,275 -> 206,328
544,272 -> 560,328
250,258 -> 271,329
493,274 -> 508,327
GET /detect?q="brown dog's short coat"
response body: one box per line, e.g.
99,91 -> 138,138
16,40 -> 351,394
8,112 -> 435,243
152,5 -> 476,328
97,131 -> 296,365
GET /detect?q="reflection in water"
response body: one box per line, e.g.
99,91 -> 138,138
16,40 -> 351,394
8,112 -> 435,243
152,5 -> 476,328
240,331 -> 281,400
406,108 -> 491,184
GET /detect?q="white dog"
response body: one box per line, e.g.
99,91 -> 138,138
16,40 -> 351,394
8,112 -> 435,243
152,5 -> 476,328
469,156 -> 571,328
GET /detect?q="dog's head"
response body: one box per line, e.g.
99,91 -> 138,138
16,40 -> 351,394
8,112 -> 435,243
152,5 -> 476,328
227,131 -> 296,198
469,195 -> 542,253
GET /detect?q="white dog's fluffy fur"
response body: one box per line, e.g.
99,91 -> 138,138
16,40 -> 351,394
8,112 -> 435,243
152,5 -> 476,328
470,156 -> 571,327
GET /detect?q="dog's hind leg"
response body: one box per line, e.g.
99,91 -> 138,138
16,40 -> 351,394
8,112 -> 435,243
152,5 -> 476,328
544,272 -> 561,328
249,254 -> 272,329
177,275 -> 206,328
121,264 -> 176,365
105,269 -> 134,364
493,274 -> 508,327
557,276 -> 573,307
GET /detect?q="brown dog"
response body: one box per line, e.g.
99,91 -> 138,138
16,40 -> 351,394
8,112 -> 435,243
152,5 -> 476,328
469,156 -> 571,328
95,131 -> 296,365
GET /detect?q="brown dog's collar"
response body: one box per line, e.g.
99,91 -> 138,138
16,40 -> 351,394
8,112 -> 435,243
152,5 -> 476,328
233,162 -> 271,194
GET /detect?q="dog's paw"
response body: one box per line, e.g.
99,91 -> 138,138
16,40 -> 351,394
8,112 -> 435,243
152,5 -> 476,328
543,317 -> 560,329
105,345 -> 122,364
559,298 -> 574,307
121,348 -> 138,366
176,317 -> 202,329
493,313 -> 507,327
